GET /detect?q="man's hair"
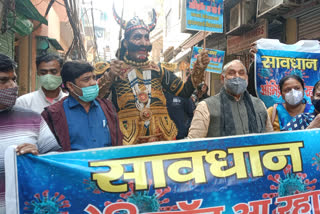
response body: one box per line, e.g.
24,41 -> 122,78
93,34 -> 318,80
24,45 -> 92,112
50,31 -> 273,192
279,74 -> 304,93
221,59 -> 247,76
0,54 -> 17,72
197,82 -> 208,93
117,40 -> 126,60
36,53 -> 63,68
61,61 -> 94,86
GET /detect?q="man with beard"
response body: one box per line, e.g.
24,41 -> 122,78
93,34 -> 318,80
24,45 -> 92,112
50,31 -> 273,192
97,7 -> 210,145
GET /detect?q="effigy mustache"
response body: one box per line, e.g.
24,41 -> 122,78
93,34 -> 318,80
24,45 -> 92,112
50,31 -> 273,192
128,43 -> 152,52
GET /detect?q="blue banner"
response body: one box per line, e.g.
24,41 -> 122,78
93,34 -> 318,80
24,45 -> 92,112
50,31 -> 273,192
7,129 -> 320,213
190,46 -> 225,74
255,49 -> 320,108
186,0 -> 224,33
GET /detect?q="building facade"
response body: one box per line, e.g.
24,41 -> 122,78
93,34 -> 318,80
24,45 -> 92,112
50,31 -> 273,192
163,0 -> 320,95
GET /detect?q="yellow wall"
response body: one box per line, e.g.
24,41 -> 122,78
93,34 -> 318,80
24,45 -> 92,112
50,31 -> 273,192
286,18 -> 298,44
48,9 -> 61,43
17,36 -> 32,95
210,73 -> 222,96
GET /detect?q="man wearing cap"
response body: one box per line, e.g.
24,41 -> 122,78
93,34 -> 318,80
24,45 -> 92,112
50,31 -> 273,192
97,6 -> 210,145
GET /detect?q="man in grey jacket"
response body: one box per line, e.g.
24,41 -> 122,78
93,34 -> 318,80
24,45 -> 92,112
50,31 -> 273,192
188,59 -> 273,138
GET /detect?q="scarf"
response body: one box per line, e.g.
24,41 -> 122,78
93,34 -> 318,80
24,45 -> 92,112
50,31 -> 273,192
220,88 -> 258,136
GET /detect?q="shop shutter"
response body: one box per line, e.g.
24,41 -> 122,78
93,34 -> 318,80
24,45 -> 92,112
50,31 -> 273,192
268,22 -> 284,42
0,30 -> 14,58
298,7 -> 320,40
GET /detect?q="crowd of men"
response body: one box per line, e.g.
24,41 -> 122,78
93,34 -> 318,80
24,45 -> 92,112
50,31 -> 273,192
1,8 -> 320,213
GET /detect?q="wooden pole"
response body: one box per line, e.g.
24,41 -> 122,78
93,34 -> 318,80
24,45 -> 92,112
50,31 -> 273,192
118,0 -> 125,51
203,32 -> 206,49
203,0 -> 213,50
203,0 -> 213,81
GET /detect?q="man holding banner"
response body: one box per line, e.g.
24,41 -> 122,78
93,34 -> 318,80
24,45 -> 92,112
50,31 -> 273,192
188,59 -> 273,138
0,54 -> 61,213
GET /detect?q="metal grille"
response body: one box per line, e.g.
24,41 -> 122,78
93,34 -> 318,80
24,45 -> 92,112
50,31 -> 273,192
0,30 -> 14,58
298,7 -> 320,40
268,22 -> 285,42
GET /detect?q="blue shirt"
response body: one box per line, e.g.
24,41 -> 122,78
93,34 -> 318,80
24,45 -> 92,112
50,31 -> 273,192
63,96 -> 111,150
282,112 -> 317,131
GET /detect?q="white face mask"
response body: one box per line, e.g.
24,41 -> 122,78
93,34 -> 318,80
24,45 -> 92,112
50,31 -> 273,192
285,89 -> 303,105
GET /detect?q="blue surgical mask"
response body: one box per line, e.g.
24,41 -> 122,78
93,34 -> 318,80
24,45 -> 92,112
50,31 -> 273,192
72,83 -> 99,102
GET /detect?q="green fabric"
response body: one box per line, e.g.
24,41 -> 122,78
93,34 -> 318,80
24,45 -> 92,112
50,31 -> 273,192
7,13 -> 33,36
37,36 -> 64,51
39,74 -> 62,90
0,30 -> 14,58
15,0 -> 48,25
37,39 -> 50,50
48,38 -> 64,51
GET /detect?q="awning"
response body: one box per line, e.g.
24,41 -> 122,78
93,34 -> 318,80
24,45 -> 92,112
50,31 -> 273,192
37,36 -> 64,51
164,32 -> 211,62
15,0 -> 48,25
48,38 -> 64,51
170,48 -> 191,63
180,31 -> 211,49
163,46 -> 174,62
8,12 -> 33,36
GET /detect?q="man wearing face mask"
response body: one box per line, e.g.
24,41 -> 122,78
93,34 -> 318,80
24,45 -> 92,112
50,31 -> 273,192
0,54 -> 61,213
16,54 -> 67,113
41,61 -> 123,151
188,60 -> 273,138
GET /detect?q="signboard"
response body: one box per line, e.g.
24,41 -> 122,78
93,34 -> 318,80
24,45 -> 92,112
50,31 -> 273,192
190,46 -> 225,73
6,129 -> 320,213
255,39 -> 320,108
227,20 -> 267,55
185,0 -> 224,33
